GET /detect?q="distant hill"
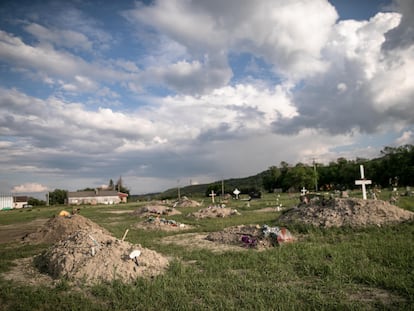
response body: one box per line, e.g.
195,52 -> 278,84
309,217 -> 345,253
130,170 -> 267,201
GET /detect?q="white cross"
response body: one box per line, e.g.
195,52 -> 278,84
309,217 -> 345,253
355,165 -> 372,200
300,187 -> 307,196
233,188 -> 241,199
209,190 -> 216,203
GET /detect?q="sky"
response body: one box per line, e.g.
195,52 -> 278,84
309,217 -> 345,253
1,0 -> 413,196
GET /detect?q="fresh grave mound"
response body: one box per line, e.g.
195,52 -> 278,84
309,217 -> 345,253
188,206 -> 240,219
36,229 -> 169,285
206,224 -> 295,249
173,196 -> 201,208
278,198 -> 414,228
134,216 -> 193,231
132,205 -> 181,217
22,214 -> 111,244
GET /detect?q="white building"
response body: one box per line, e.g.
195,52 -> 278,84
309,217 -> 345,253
67,189 -> 128,205
0,194 -> 13,210
14,196 -> 29,209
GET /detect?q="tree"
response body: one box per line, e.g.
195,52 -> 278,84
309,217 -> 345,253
206,183 -> 221,197
108,179 -> 114,190
115,176 -> 130,195
48,189 -> 67,205
262,166 -> 281,193
284,163 -> 314,191
28,197 -> 46,206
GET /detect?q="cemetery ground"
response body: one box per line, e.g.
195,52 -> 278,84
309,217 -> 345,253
0,191 -> 413,310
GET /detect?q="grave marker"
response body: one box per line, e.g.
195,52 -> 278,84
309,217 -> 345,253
300,187 -> 308,196
355,165 -> 372,200
233,188 -> 241,200
209,190 -> 216,203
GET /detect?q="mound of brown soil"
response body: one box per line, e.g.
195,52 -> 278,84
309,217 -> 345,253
132,205 -> 181,217
188,207 -> 240,219
206,224 -> 294,249
173,197 -> 201,208
278,198 -> 414,227
36,229 -> 169,285
22,214 -> 111,244
134,216 -> 193,231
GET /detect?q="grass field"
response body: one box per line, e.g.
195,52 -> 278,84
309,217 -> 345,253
0,191 -> 413,310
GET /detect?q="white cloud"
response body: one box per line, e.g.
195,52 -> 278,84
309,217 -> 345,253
382,0 -> 414,50
123,0 -> 338,93
0,30 -> 135,95
24,22 -> 93,52
395,130 -> 413,145
273,11 -> 414,135
11,183 -> 48,193
1,0 -> 413,195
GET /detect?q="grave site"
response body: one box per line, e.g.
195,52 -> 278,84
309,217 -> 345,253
278,197 -> 414,228
14,213 -> 170,285
132,203 -> 193,231
0,182 -> 413,309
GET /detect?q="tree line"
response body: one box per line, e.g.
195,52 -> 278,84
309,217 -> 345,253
262,145 -> 414,193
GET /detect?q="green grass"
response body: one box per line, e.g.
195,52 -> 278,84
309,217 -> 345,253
0,192 -> 413,310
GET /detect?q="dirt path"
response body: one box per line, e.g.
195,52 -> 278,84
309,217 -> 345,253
0,218 -> 48,244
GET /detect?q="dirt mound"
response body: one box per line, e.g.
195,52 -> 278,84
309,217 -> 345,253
22,214 -> 111,244
206,224 -> 294,249
278,198 -> 414,227
188,207 -> 240,219
134,216 -> 193,231
173,197 -> 201,208
36,229 -> 169,285
132,205 -> 181,217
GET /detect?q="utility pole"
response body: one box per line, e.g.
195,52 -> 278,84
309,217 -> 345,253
313,158 -> 318,192
221,178 -> 224,201
177,179 -> 181,200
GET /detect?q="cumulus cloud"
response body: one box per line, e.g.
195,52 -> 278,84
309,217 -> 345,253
12,183 -> 48,193
1,0 -> 413,194
123,0 -> 338,93
273,11 -> 414,135
382,0 -> 414,50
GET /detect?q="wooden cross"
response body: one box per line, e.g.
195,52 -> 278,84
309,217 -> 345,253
355,165 -> 372,200
209,190 -> 216,203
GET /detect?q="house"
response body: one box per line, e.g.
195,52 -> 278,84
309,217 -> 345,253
67,189 -> 128,205
13,196 -> 29,209
0,193 -> 13,210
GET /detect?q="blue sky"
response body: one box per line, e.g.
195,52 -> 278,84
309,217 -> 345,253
0,0 -> 413,195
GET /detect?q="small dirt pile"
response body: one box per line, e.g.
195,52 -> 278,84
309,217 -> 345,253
188,206 -> 240,219
278,198 -> 414,227
173,196 -> 201,208
134,216 -> 193,231
206,224 -> 294,249
22,214 -> 111,244
132,205 -> 181,217
36,229 -> 169,285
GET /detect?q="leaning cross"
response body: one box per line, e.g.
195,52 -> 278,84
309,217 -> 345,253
355,165 -> 372,200
209,190 -> 216,203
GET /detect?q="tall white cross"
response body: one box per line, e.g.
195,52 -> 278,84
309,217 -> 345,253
355,165 -> 372,200
209,190 -> 216,203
